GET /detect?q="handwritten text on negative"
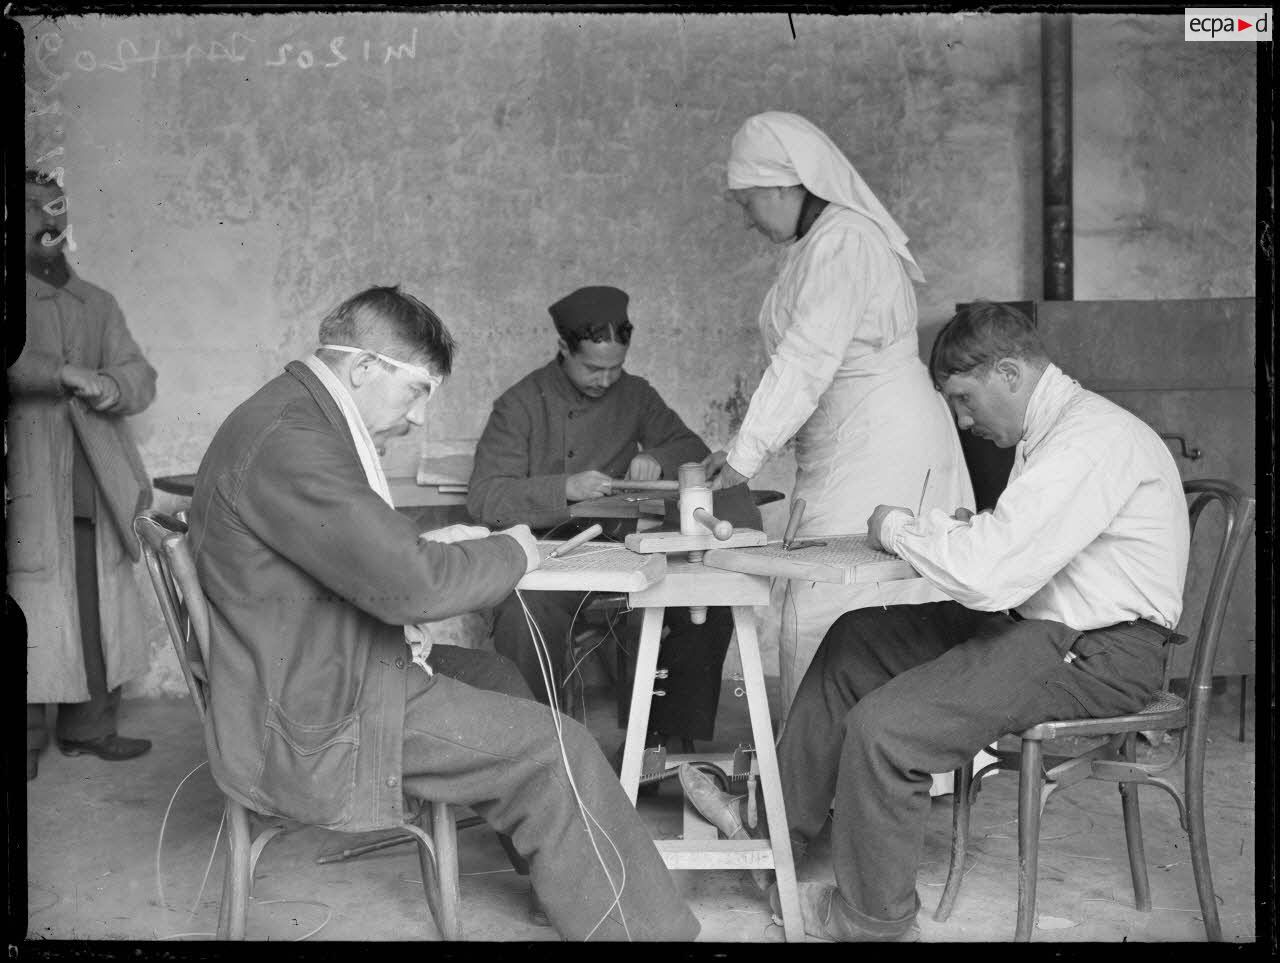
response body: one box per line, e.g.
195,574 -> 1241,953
33,28 -> 420,86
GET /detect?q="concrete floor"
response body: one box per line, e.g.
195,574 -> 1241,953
24,676 -> 1257,944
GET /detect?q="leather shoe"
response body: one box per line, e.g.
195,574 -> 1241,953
677,763 -> 747,839
679,765 -> 781,896
768,883 -> 920,942
58,734 -> 152,761
27,750 -> 39,781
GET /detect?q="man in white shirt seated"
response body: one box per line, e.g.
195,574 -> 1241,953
678,300 -> 1190,941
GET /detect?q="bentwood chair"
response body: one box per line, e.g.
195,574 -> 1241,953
134,510 -> 461,940
932,479 -> 1255,941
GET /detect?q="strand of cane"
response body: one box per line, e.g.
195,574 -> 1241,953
517,588 -> 631,942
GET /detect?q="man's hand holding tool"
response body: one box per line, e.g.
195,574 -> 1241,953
548,523 -> 604,559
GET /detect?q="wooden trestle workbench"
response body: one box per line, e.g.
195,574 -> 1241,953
517,532 -> 919,943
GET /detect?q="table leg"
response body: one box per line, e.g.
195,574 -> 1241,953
732,605 -> 803,943
620,606 -> 665,803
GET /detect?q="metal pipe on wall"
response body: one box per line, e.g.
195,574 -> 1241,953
1042,14 -> 1073,301
957,17 -> 1075,510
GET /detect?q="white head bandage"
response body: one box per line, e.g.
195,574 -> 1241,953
726,111 -> 924,283
321,343 -> 442,397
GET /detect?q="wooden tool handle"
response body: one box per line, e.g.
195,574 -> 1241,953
693,507 -> 734,541
783,497 -> 807,548
548,523 -> 604,559
610,478 -> 680,492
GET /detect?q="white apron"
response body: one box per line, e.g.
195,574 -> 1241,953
777,337 -> 973,707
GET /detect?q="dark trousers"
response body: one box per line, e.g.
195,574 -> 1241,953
776,601 -> 1165,932
27,518 -> 120,751
403,644 -> 698,941
492,589 -> 732,742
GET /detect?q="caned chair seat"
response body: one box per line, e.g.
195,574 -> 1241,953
1138,688 -> 1189,715
1020,689 -> 1187,741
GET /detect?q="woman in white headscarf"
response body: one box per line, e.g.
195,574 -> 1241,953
704,111 -> 975,714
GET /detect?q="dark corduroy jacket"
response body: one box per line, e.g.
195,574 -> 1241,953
188,362 -> 527,830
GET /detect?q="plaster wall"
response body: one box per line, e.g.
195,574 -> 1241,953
17,11 -> 1257,697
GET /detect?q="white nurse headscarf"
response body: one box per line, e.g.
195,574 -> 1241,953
726,111 -> 925,283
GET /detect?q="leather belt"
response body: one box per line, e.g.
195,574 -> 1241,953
1010,611 -> 1186,647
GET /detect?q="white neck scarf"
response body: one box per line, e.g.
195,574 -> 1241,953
302,354 -> 434,671
726,111 -> 925,284
303,354 -> 393,503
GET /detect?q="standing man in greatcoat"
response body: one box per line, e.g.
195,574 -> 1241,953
12,170 -> 157,781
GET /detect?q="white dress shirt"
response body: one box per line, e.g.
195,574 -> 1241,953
881,364 -> 1189,630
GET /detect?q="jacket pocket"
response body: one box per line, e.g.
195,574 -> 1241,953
255,702 -> 360,828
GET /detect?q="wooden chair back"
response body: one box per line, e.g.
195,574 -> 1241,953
1175,479 -> 1256,701
134,510 -> 215,725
